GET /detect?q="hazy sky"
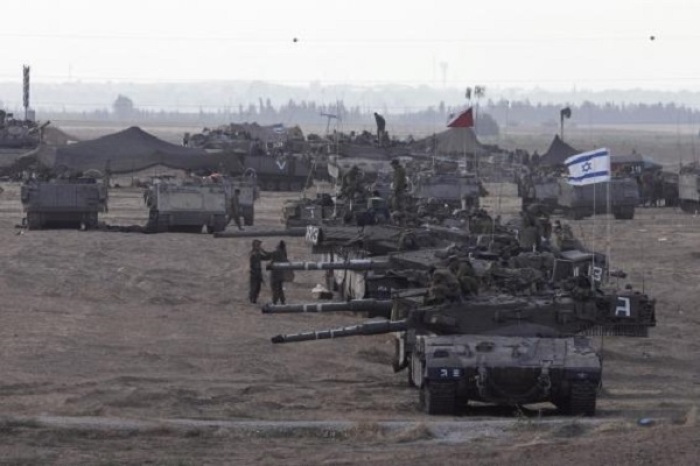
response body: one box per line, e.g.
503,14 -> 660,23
2,0 -> 699,91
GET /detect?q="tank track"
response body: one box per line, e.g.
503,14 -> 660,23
420,381 -> 457,415
566,381 -> 597,416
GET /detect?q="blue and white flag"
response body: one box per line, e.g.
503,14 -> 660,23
565,148 -> 611,186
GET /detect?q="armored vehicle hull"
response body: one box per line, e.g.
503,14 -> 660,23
21,179 -> 108,230
412,173 -> 483,209
145,182 -> 229,233
557,178 -> 638,220
411,334 -> 600,416
678,172 -> 700,213
144,177 -> 256,232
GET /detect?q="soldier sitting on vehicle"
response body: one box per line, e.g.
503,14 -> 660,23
447,256 -> 479,296
424,267 -> 463,305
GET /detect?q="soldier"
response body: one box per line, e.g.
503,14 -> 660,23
340,165 -> 362,201
374,112 -> 386,143
448,256 -> 479,296
269,240 -> 289,305
249,239 -> 271,304
230,188 -> 244,231
425,267 -> 462,304
390,159 -> 407,218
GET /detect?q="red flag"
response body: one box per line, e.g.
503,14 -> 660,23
447,107 -> 474,128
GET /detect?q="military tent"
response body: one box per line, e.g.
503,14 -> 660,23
54,126 -> 241,174
538,135 -> 580,166
414,128 -> 486,158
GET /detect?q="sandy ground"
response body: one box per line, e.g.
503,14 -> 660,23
0,183 -> 699,465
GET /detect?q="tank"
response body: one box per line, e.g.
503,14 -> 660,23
0,117 -> 47,149
556,177 -> 639,220
21,177 -> 109,230
268,286 -> 656,416
144,178 -> 242,233
187,123 -> 319,192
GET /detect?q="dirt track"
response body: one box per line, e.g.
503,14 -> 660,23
0,183 -> 699,465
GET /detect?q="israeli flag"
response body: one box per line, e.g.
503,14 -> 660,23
565,148 -> 611,186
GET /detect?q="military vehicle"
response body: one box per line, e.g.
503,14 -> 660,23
269,283 -> 655,416
678,165 -> 700,213
411,171 -> 484,211
143,176 -> 256,233
282,194 -> 336,227
0,112 -> 48,149
517,173 -> 559,212
21,177 -> 109,230
186,123 -> 321,191
556,177 -> 639,220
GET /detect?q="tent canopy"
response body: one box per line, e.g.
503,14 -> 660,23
416,127 -> 486,156
538,135 -> 580,166
54,126 -> 239,174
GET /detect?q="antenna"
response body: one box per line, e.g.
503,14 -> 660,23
320,112 -> 339,136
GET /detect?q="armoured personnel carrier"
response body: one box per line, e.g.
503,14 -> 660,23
269,284 -> 656,416
21,176 -> 108,230
556,177 -> 638,220
678,164 -> 700,213
411,171 -> 484,211
143,176 -> 256,233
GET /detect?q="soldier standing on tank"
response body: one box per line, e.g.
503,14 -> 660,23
390,159 -> 407,220
230,188 -> 244,231
374,112 -> 386,144
249,239 -> 271,304
269,240 -> 289,305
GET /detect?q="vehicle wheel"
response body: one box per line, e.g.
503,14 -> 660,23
211,215 -> 227,233
420,381 -> 457,416
613,206 -> 634,220
568,208 -> 585,220
86,212 -> 99,229
27,212 -> 42,230
559,381 -> 597,416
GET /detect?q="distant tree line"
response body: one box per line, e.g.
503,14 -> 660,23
34,96 -> 700,137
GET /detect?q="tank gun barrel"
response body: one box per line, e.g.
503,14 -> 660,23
271,319 -> 408,344
268,260 -> 391,271
262,299 -> 392,314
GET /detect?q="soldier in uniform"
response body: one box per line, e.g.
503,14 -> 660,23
340,165 -> 362,200
448,256 -> 479,296
374,112 -> 386,143
390,159 -> 407,220
249,239 -> 271,304
425,267 -> 462,304
269,240 -> 289,305
230,188 -> 244,231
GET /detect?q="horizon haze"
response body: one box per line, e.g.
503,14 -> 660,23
1,0 -> 699,94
